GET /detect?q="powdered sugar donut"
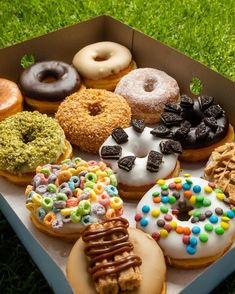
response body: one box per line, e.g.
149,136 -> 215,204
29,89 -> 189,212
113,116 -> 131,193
115,68 -> 180,123
99,120 -> 182,199
135,175 -> 235,268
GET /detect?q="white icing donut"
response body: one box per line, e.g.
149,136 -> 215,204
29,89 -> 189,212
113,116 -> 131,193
115,68 -> 180,123
72,41 -> 132,80
135,176 -> 235,261
99,126 -> 179,187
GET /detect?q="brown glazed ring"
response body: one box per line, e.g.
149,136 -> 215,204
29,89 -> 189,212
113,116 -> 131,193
19,61 -> 81,101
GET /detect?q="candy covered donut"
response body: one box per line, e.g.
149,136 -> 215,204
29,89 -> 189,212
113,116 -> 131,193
72,41 -> 136,91
115,68 -> 180,123
25,158 -> 124,241
100,120 -> 182,199
135,176 -> 235,268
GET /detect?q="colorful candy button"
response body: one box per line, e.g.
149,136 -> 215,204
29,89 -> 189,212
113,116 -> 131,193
142,205 -> 150,213
226,210 -> 235,219
192,226 -> 201,234
209,215 -> 219,224
199,234 -> 208,243
186,245 -> 196,255
216,193 -> 225,201
215,227 -> 224,235
204,186 -> 212,193
193,185 -> 201,193
152,191 -> 160,197
204,224 -> 213,232
151,232 -> 160,241
140,218 -> 148,227
134,213 -> 142,222
157,179 -> 165,186
160,229 -> 168,238
160,206 -> 169,213
151,209 -> 160,218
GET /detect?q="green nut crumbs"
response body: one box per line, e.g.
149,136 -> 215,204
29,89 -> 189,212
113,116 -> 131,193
0,111 -> 66,174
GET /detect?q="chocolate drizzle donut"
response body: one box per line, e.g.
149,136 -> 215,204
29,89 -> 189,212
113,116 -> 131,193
152,95 -> 229,149
19,61 -> 81,101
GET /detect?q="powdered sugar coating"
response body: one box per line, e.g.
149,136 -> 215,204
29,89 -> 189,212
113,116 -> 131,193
115,68 -> 180,122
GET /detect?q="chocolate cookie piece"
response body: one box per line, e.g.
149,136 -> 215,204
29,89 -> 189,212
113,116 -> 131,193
173,121 -> 191,139
204,117 -> 218,131
146,151 -> 163,172
118,156 -> 136,171
161,112 -> 183,126
204,104 -> 223,118
164,103 -> 182,114
180,95 -> 194,108
198,95 -> 214,111
160,140 -> 182,155
150,125 -> 172,138
100,145 -> 122,159
131,118 -> 145,133
195,122 -> 210,140
112,127 -> 128,144
170,140 -> 183,154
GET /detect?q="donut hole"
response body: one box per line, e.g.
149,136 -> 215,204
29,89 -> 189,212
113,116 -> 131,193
144,78 -> 157,92
176,206 -> 194,221
88,103 -> 102,116
94,53 -> 110,62
182,107 -> 204,127
38,70 -> 59,83
22,132 -> 36,144
131,141 -> 149,158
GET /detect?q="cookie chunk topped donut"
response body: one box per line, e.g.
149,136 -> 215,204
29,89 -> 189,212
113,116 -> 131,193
99,119 -> 182,199
72,41 -> 136,91
135,175 -> 235,268
115,68 -> 180,123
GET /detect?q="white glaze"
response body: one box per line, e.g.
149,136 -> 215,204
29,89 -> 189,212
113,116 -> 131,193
136,177 -> 235,259
99,126 -> 178,186
72,41 -> 132,80
115,68 -> 180,112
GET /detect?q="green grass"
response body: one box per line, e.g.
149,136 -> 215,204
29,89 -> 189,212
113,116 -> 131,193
0,0 -> 235,293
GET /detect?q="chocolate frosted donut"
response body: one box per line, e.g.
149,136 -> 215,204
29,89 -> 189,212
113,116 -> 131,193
152,95 -> 234,161
19,61 -> 81,101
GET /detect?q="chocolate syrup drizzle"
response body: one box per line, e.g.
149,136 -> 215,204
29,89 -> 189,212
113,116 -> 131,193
82,217 -> 142,281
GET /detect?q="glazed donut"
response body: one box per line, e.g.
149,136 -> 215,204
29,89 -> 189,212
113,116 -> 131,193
19,61 -> 83,113
204,142 -> 235,205
72,41 -> 136,91
0,78 -> 23,121
135,175 -> 235,268
99,120 -> 182,199
0,111 -> 72,185
115,68 -> 180,123
56,89 -> 131,153
67,217 -> 166,294
153,94 -> 234,161
25,159 -> 124,241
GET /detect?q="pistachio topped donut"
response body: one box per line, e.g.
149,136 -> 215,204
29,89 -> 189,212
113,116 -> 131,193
25,158 -> 124,241
72,41 -> 136,91
0,111 -> 72,185
135,175 -> 235,268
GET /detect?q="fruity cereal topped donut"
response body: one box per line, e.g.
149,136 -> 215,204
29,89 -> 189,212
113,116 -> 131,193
25,158 -> 124,241
135,176 -> 235,268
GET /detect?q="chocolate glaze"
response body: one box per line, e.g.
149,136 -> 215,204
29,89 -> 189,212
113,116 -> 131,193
158,95 -> 229,149
82,217 -> 142,281
19,61 -> 81,101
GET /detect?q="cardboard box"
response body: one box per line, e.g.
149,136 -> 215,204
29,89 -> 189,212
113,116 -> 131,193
0,15 -> 235,294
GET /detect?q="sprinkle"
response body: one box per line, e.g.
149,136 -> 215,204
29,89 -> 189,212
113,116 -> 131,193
209,215 -> 219,224
199,234 -> 208,243
183,235 -> 190,245
183,227 -> 191,235
157,219 -> 165,227
170,221 -> 177,229
192,226 -> 201,234
142,205 -> 150,213
175,183 -> 182,190
160,206 -> 169,213
189,195 -> 196,204
157,179 -> 165,186
184,190 -> 192,199
215,207 -> 223,215
183,173 -> 191,178
152,191 -> 160,197
168,196 -> 176,204
140,218 -> 148,227
215,227 -> 224,235
226,210 -> 235,219
221,222 -> 229,230
169,182 -> 176,190
186,245 -> 196,255
151,209 -> 160,217
161,184 -> 168,191
190,237 -> 198,246
216,193 -> 225,201
204,224 -> 213,232
203,198 -> 211,207
204,186 -> 213,193
193,185 -> 201,193
182,183 -> 191,190
164,214 -> 173,221
164,224 -> 172,232
160,229 -> 168,238
151,232 -> 160,241
153,197 -> 161,203
176,226 -> 184,234
174,178 -> 182,183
